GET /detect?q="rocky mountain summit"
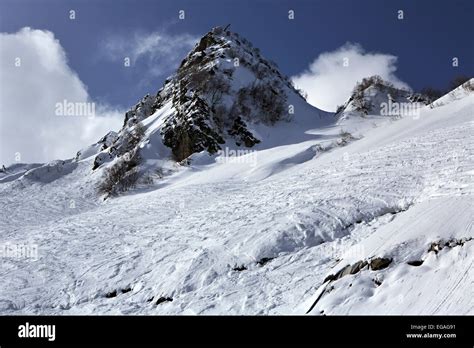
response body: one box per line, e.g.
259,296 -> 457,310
335,75 -> 431,118
74,30 -> 439,197
75,26 -> 317,195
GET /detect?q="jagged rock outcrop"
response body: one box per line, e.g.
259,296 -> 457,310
76,26 -> 313,194
335,75 -> 431,118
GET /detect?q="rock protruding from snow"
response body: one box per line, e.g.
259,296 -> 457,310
336,75 -> 430,120
157,26 -> 303,161
84,26 -> 321,194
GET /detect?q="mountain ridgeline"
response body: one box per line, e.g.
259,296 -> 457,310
77,27 -> 435,196
335,75 -> 431,117
78,26 -> 315,195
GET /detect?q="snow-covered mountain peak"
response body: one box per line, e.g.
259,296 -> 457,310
73,26 -> 328,195
119,25 -> 308,142
336,75 -> 430,119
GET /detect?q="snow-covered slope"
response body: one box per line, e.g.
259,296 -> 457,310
73,26 -> 331,196
0,29 -> 472,314
430,78 -> 474,108
0,163 -> 43,183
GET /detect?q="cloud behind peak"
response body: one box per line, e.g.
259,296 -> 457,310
292,42 -> 410,112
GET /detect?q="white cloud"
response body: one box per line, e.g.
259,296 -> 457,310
0,27 -> 123,165
101,30 -> 198,82
292,43 -> 410,112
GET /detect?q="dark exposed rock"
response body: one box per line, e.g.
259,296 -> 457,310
122,94 -> 161,128
92,153 -> 107,170
428,242 -> 442,254
228,117 -> 261,147
372,278 -> 383,286
156,297 -> 173,305
105,286 -> 132,298
352,260 -> 368,272
233,265 -> 247,272
313,258 -> 389,314
162,97 -> 225,162
195,32 -> 218,52
324,260 -> 368,282
257,257 -> 274,266
369,257 -> 392,271
105,290 -> 117,298
344,260 -> 368,276
324,257 -> 391,284
428,237 -> 472,254
323,274 -> 335,283
407,260 -> 424,266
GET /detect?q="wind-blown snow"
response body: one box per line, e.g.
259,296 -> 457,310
0,83 -> 472,315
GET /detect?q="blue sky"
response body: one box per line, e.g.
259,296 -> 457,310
1,0 -> 472,109
0,0 -> 472,164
